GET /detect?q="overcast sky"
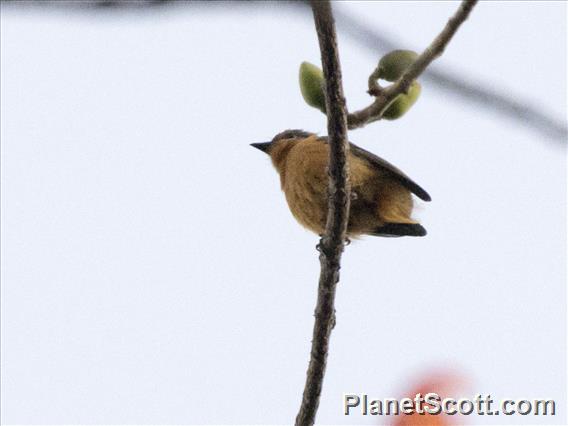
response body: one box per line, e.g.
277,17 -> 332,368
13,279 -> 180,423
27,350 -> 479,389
1,1 -> 566,425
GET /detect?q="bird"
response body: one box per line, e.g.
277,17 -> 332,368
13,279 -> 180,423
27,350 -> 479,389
251,129 -> 431,238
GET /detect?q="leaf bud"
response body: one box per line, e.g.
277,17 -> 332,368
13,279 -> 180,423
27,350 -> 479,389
299,61 -> 326,113
378,50 -> 418,82
382,81 -> 421,120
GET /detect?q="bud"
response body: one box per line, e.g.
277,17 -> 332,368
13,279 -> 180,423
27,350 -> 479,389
378,50 -> 418,82
382,81 -> 421,120
299,61 -> 326,113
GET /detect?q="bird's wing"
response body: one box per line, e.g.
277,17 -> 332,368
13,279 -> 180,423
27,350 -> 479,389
349,142 -> 431,202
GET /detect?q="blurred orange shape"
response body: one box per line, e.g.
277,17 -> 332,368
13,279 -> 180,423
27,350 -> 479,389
391,371 -> 467,426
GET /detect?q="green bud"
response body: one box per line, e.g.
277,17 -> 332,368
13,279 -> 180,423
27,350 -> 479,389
378,50 -> 418,82
382,81 -> 421,120
299,61 -> 326,113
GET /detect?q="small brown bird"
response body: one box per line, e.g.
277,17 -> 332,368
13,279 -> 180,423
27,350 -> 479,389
251,129 -> 431,238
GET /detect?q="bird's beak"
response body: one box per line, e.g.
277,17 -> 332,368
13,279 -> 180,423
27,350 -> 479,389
250,141 -> 272,154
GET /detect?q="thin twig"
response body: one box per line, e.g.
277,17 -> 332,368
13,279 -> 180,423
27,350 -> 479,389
4,0 -> 565,141
295,1 -> 350,425
347,0 -> 479,128
332,6 -> 567,142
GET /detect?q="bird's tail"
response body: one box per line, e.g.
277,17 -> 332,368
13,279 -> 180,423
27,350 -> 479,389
370,223 -> 427,237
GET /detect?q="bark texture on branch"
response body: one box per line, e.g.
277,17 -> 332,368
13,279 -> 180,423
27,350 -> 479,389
5,0 -> 565,141
295,1 -> 350,425
347,0 -> 479,128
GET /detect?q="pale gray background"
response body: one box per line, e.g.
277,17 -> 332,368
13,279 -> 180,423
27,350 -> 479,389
1,1 -> 566,424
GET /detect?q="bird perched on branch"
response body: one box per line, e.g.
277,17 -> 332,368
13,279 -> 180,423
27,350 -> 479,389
251,129 -> 431,238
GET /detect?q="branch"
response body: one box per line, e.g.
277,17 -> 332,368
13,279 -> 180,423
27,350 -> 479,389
4,0 -> 565,141
295,1 -> 350,425
347,0 -> 478,129
331,6 -> 567,142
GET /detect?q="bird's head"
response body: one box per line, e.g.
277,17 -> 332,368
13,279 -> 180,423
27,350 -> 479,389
251,129 -> 315,170
250,129 -> 314,153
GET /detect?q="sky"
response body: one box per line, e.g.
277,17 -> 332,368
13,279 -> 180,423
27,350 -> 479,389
1,1 -> 566,425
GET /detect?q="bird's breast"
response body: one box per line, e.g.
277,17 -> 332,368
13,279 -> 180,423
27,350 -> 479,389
283,162 -> 328,234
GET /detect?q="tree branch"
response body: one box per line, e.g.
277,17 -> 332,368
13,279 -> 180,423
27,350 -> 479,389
5,0 -> 565,141
331,6 -> 567,142
347,0 -> 478,128
295,1 -> 350,425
